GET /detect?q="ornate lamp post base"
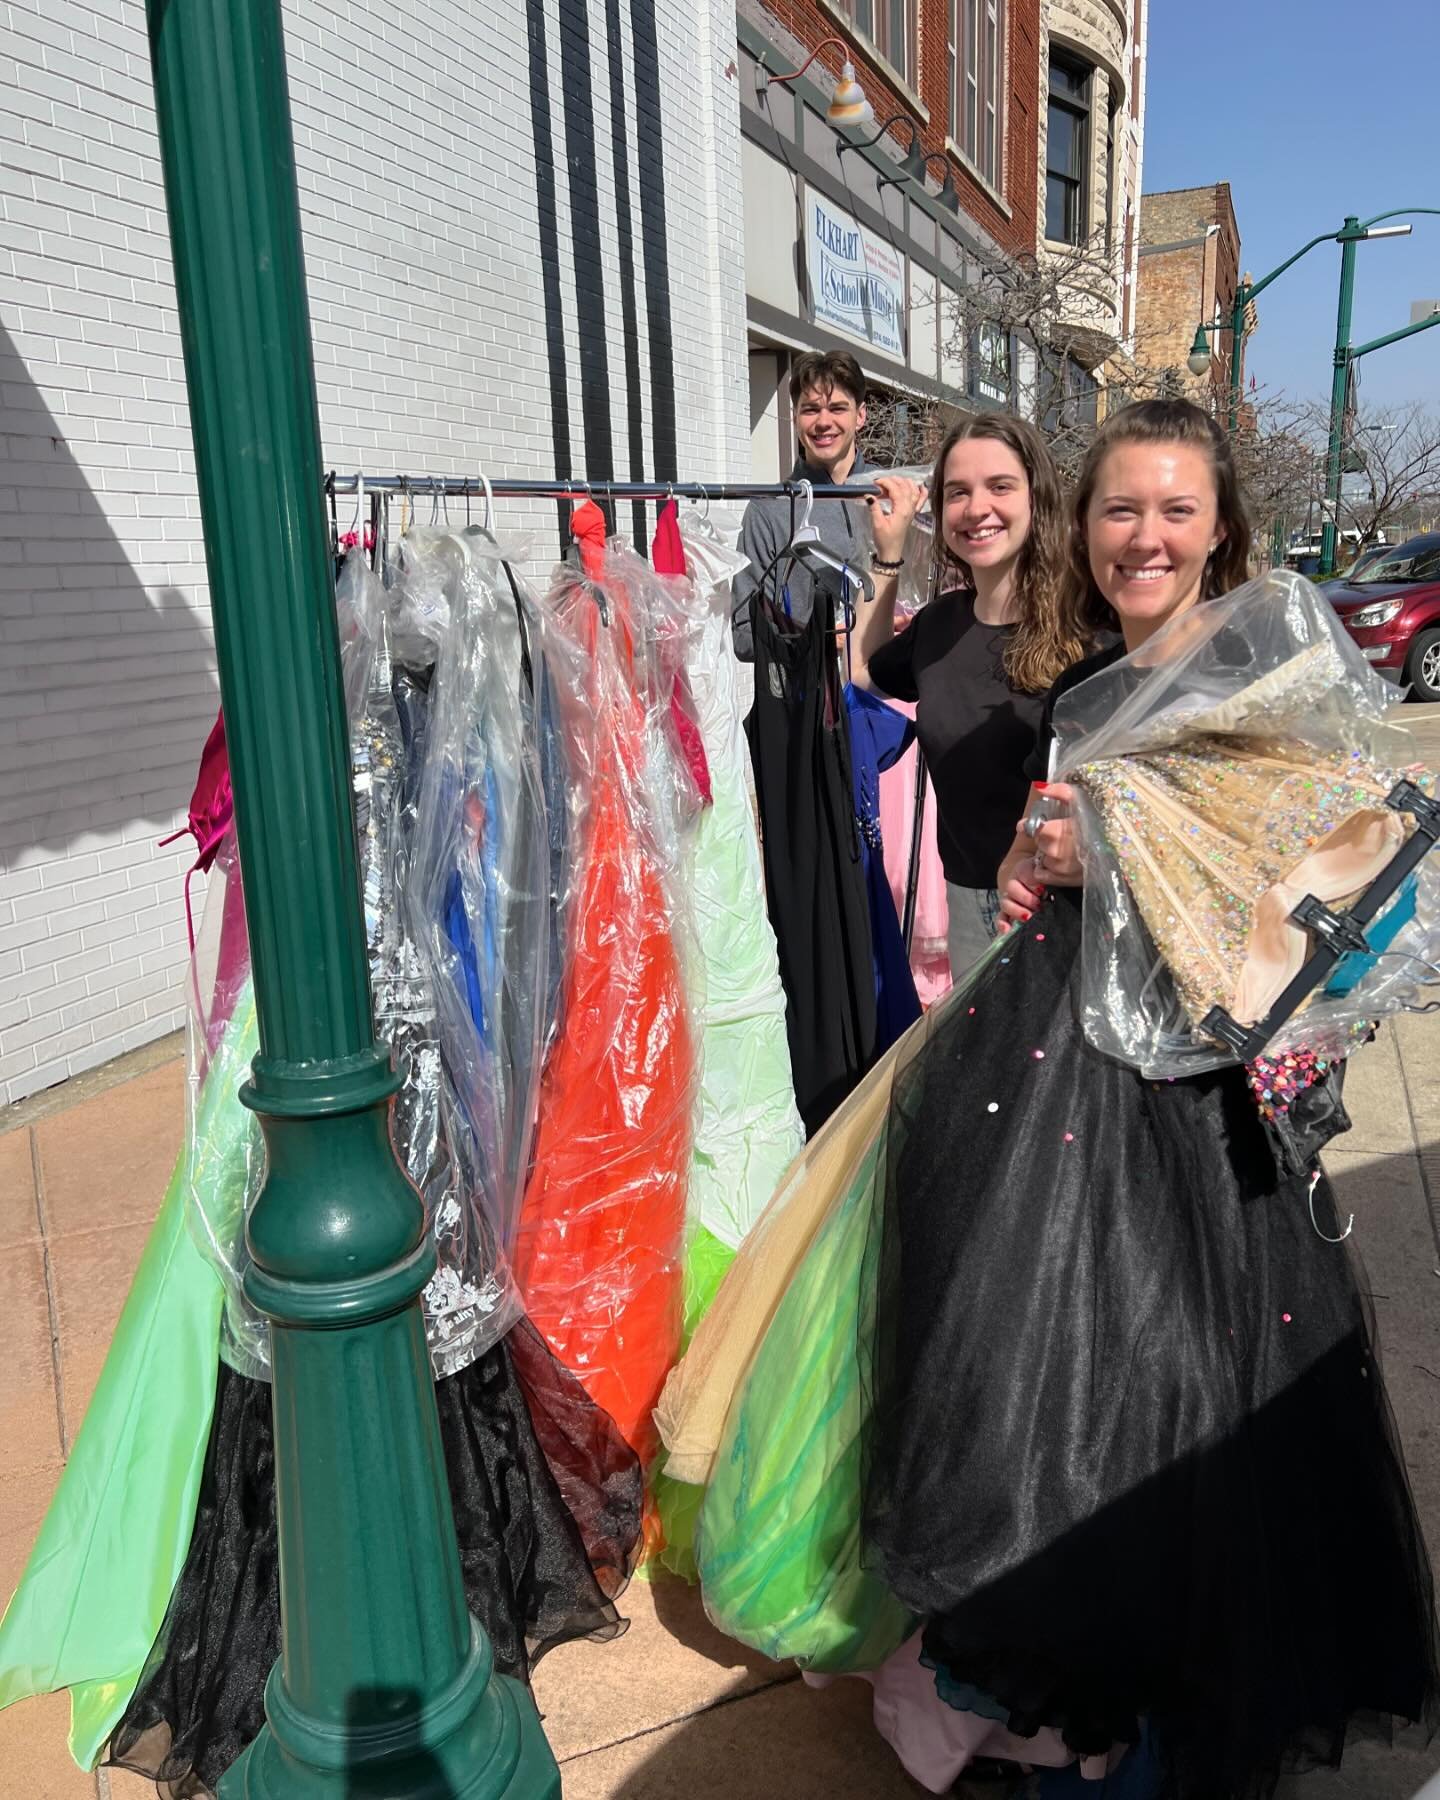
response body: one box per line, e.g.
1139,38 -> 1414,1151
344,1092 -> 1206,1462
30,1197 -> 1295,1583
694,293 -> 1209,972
224,1629 -> 559,1799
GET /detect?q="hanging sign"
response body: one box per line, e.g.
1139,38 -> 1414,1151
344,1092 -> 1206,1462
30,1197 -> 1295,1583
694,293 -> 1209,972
805,188 -> 905,359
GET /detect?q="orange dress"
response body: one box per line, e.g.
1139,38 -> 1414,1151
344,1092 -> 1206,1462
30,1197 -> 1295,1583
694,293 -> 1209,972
514,503 -> 694,1476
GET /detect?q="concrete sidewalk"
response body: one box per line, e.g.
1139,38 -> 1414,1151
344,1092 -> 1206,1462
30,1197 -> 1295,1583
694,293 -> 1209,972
3,711 -> 1440,1799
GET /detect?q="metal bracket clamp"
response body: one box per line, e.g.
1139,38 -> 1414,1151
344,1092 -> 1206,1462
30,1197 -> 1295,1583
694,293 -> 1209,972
1200,1005 -> 1263,1061
1289,894 -> 1373,957
1386,777 -> 1440,839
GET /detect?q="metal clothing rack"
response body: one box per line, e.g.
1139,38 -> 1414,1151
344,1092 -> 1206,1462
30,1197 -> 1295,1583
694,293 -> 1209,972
323,466 -> 931,956
323,473 -> 886,502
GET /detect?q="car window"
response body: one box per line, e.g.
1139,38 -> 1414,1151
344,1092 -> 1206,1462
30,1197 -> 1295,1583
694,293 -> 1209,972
1353,542 -> 1440,583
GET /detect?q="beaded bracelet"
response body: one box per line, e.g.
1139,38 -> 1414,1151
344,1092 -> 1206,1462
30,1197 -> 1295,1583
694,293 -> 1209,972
870,554 -> 905,572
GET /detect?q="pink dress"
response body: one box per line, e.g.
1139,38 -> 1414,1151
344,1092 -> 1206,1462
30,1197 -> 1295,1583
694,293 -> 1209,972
806,1636 -> 1127,1792
877,700 -> 951,1006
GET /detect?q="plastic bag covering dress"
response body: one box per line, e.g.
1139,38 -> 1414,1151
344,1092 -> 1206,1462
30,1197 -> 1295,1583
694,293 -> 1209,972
112,575 -> 639,1790
668,503 -> 805,1271
516,508 -> 696,1470
0,868 -> 249,1771
645,504 -> 806,1573
1052,571 -> 1440,1078
183,548 -> 542,1380
403,528 -> 554,1361
653,987 -> 981,1667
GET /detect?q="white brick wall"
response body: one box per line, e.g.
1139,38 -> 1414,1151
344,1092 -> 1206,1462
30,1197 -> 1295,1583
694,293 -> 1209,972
0,0 -> 749,1105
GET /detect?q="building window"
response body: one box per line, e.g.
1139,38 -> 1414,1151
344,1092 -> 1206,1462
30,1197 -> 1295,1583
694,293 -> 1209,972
974,322 -> 1012,404
834,0 -> 915,86
948,0 -> 1005,190
1046,51 -> 1091,245
1065,356 -> 1099,425
1038,350 -> 1097,431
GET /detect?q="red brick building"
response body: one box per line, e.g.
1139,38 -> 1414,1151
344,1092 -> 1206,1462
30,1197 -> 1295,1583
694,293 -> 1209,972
736,0 -> 1147,469
1133,182 -> 1246,404
745,0 -> 1044,256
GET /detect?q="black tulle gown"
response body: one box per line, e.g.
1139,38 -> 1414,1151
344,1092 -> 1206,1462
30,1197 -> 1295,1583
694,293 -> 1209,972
862,885 -> 1438,1799
107,1319 -> 642,1799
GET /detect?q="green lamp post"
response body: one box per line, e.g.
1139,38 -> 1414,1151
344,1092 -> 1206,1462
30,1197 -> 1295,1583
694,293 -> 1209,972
1188,210 -> 1440,577
142,0 -> 560,1795
1317,214 -> 1440,576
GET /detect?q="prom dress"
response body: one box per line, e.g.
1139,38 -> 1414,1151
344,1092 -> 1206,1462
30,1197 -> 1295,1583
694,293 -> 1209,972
659,581 -> 1440,1798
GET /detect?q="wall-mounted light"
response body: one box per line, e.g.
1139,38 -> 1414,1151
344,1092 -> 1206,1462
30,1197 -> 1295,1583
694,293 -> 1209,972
838,114 -> 929,187
921,152 -> 963,217
756,36 -> 873,127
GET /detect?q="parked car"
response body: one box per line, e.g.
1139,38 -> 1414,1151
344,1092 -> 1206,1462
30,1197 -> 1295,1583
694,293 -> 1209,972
1342,542 -> 1391,583
1327,532 -> 1440,702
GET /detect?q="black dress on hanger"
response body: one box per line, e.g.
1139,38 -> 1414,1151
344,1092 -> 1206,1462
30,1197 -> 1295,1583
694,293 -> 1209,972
746,570 -> 877,1137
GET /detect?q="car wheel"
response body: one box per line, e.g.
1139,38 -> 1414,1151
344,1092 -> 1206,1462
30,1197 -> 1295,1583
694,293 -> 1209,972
1404,628 -> 1440,703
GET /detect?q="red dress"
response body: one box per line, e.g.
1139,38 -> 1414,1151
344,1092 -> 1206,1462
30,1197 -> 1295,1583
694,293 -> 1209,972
515,503 -> 694,1484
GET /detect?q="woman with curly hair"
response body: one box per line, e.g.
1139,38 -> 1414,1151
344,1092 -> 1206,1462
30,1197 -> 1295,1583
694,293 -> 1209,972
856,414 -> 1094,974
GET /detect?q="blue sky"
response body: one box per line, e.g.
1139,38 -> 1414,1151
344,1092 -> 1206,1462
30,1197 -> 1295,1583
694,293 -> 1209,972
1142,0 -> 1440,411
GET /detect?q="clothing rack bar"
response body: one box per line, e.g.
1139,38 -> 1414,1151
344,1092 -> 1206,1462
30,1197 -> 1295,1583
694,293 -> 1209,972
323,473 -> 884,501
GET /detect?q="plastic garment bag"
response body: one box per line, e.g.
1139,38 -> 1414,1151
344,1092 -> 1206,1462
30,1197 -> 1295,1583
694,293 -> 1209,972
403,527 -> 553,1363
851,464 -> 936,618
651,975 -> 998,1666
644,505 -> 807,1574
0,843 -> 247,1762
1053,572 -> 1440,1077
670,504 -> 805,1267
515,523 -> 697,1471
185,544 -> 554,1379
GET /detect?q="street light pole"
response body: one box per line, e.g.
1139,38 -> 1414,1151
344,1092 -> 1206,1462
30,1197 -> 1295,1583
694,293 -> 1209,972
1189,210 -> 1440,577
1319,218 -> 1362,579
143,1 -> 559,1796
1319,210 -> 1440,576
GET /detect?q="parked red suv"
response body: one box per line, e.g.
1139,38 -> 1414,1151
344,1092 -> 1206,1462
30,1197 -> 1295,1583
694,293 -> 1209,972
1328,532 -> 1440,702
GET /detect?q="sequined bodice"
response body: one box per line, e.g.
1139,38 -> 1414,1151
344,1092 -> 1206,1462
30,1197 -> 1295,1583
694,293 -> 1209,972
1075,735 -> 1426,1029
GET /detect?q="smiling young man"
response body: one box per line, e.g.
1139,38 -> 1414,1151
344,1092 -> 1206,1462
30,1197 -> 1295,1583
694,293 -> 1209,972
730,351 -> 878,660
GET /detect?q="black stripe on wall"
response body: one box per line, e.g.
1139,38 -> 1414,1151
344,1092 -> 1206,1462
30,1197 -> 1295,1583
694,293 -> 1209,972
557,0 -> 616,503
604,0 -> 649,546
525,0 -> 573,539
628,0 -> 678,482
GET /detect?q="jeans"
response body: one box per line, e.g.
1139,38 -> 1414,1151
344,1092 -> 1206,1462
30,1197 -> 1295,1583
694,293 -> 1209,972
945,881 -> 1001,978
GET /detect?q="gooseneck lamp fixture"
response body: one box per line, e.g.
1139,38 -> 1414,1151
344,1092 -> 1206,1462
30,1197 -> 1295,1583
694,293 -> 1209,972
756,35 -> 874,127
839,113 -> 929,187
922,152 -> 963,217
840,115 -> 931,188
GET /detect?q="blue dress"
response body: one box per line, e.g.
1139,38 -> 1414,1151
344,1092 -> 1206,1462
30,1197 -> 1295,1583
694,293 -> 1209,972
844,682 -> 922,1050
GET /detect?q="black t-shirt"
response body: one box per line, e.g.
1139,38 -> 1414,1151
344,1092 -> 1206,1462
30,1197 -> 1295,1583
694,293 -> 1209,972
1022,639 -> 1130,783
868,591 -> 1048,890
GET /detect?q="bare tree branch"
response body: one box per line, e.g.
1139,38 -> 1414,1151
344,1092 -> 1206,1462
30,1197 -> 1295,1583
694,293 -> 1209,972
857,238 -> 1440,574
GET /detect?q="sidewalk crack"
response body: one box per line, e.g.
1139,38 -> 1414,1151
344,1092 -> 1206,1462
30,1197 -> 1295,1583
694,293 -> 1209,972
553,1672 -> 800,1765
1392,1025 -> 1440,1276
31,1125 -> 71,1458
